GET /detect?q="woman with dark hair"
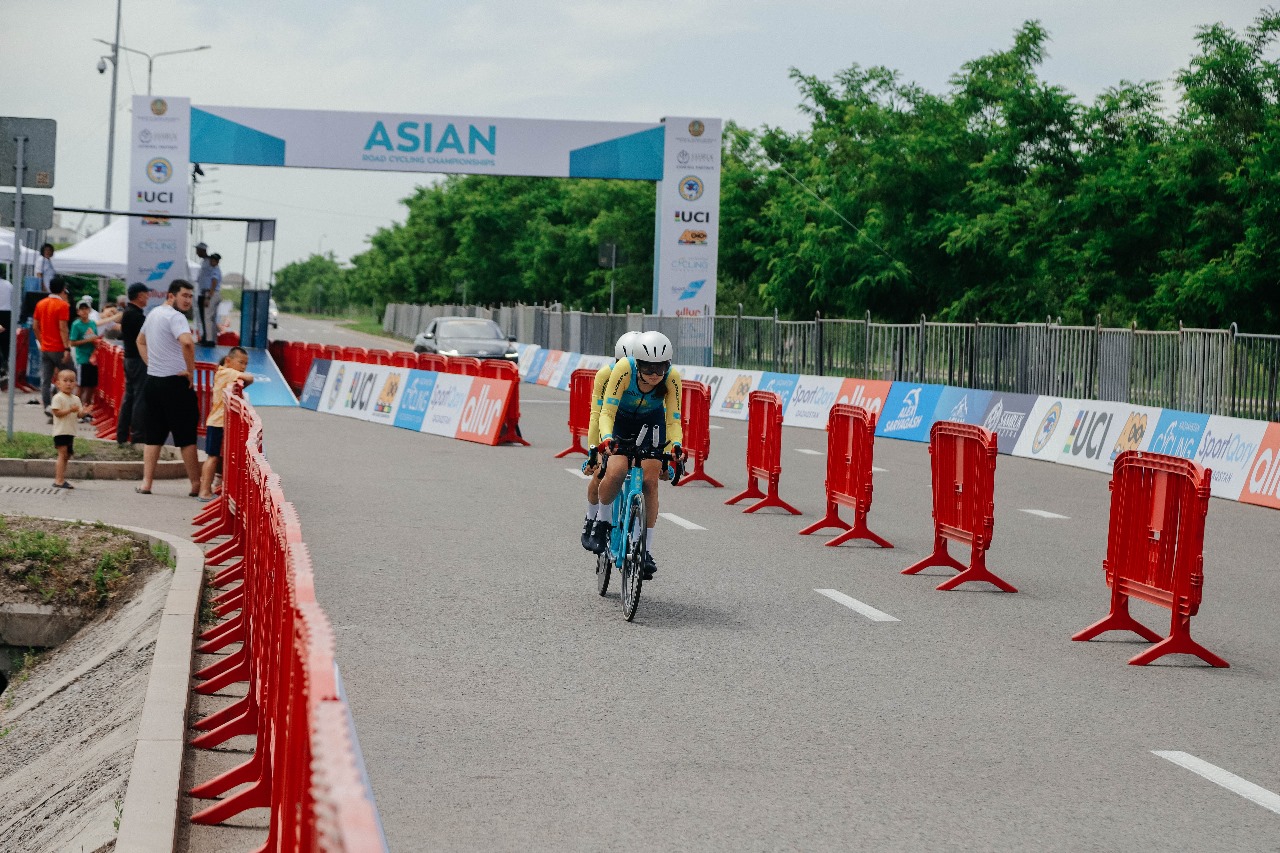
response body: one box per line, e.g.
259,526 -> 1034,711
37,243 -> 56,292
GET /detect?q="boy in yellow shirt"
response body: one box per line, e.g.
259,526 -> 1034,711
197,347 -> 254,501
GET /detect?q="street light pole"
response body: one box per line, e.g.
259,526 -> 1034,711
95,40 -> 211,96
103,0 -> 122,224
96,31 -> 210,227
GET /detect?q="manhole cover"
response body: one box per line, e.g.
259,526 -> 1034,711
1,486 -> 66,496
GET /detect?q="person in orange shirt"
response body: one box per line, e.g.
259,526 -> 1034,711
31,278 -> 72,416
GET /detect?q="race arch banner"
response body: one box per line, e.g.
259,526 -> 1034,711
137,102 -> 721,318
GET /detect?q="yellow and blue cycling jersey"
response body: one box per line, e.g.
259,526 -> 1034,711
598,357 -> 682,452
586,363 -> 612,448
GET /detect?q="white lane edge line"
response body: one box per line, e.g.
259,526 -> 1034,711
563,468 -> 590,480
1020,508 -> 1070,520
709,424 -> 725,430
1152,751 -> 1280,815
660,512 -> 706,531
795,448 -> 823,455
872,466 -> 887,473
814,589 -> 900,622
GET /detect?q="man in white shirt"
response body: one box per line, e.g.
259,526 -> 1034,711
136,279 -> 201,495
0,273 -> 12,378
194,241 -> 215,345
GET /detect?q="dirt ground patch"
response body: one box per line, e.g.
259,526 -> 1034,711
0,515 -> 172,613
0,518 -> 177,853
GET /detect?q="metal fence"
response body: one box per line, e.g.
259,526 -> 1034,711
381,303 -> 1280,420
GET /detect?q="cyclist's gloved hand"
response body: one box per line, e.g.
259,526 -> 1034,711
600,436 -> 618,456
671,442 -> 685,462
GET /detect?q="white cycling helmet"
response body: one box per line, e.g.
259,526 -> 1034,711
635,330 -> 673,363
615,331 -> 642,360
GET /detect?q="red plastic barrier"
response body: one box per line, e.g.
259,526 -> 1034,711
339,346 -> 368,364
417,352 -> 447,372
798,404 -> 892,547
554,368 -> 598,458
367,348 -> 392,366
675,380 -> 722,487
188,385 -> 383,846
321,343 -> 343,363
390,350 -> 417,369
1072,451 -> 1227,667
725,391 -> 801,514
902,421 -> 1014,591
268,339 -> 289,374
92,342 -> 124,440
191,361 -> 218,438
13,327 -> 37,392
216,330 -> 240,346
447,356 -> 482,376
481,359 -> 529,446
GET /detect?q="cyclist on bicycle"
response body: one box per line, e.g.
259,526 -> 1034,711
580,331 -> 641,550
594,330 -> 684,579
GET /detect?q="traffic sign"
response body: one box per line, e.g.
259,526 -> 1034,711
0,117 -> 57,189
0,192 -> 54,229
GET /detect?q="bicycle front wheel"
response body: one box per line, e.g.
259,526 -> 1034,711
621,491 -> 646,621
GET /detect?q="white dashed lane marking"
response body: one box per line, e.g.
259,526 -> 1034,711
564,468 -> 590,480
814,589 -> 899,622
709,424 -> 725,430
1020,509 -> 1070,519
873,466 -> 887,473
660,512 -> 706,530
1153,751 -> 1280,815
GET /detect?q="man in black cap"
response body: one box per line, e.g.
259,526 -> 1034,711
116,282 -> 150,445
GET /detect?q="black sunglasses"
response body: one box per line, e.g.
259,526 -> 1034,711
637,361 -> 669,376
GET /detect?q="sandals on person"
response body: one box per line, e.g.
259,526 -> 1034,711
52,482 -> 75,490
135,487 -> 151,495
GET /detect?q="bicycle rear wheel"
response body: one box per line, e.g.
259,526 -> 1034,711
620,492 -> 646,621
595,548 -> 611,596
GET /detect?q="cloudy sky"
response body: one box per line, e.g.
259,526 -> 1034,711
3,0 -> 1268,282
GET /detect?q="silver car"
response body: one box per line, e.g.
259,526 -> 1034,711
413,317 -> 517,360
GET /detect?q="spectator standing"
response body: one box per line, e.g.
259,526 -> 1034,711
36,243 -> 57,292
70,297 -> 100,421
31,278 -> 71,416
197,346 -> 254,501
195,241 -> 215,345
116,283 -> 150,445
50,368 -> 82,489
136,279 -> 201,495
0,271 -> 12,378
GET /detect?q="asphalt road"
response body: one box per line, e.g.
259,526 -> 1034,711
261,314 -> 1280,852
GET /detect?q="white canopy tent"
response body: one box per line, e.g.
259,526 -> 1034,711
0,226 -> 43,267
53,219 -> 200,279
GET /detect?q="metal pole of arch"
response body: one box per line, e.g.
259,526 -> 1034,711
7,137 -> 25,439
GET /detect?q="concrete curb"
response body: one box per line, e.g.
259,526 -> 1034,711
105,524 -> 205,853
0,456 -> 189,480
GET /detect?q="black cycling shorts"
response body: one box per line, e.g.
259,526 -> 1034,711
611,411 -> 666,459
